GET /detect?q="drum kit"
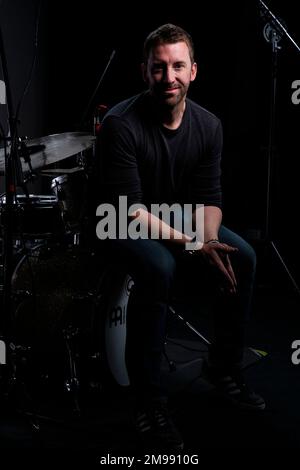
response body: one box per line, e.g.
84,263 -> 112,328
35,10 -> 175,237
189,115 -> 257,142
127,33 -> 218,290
0,131 -> 130,413
0,131 -> 95,240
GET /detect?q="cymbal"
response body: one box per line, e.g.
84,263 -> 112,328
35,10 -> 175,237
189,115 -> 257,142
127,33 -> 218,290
0,132 -> 96,174
40,166 -> 85,176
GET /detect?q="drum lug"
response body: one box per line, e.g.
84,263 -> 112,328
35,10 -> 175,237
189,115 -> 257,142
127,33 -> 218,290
13,289 -> 32,302
71,291 -> 94,302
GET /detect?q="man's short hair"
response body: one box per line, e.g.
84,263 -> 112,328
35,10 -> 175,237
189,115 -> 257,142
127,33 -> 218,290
143,23 -> 195,64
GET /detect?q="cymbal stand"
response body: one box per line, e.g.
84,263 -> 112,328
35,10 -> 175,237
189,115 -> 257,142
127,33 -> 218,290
19,138 -> 38,184
0,22 -> 21,339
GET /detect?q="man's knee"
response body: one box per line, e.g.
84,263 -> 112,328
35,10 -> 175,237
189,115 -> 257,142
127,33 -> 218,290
232,238 -> 256,281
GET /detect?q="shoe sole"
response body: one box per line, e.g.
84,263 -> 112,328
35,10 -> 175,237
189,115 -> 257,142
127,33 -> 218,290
214,391 -> 266,411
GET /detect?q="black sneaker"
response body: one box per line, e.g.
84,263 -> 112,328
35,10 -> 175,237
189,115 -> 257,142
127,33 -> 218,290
203,363 -> 266,411
134,402 -> 184,451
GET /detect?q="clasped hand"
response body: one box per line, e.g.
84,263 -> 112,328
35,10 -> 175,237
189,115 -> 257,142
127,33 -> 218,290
200,241 -> 238,294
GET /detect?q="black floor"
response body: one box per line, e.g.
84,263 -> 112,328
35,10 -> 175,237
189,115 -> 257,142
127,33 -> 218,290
1,250 -> 300,459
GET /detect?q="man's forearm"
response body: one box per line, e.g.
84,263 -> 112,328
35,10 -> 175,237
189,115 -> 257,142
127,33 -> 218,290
129,207 -> 193,245
193,205 -> 222,242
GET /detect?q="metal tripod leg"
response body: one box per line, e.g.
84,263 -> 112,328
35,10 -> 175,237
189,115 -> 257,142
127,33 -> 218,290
270,241 -> 300,296
163,305 -> 211,373
168,305 -> 211,345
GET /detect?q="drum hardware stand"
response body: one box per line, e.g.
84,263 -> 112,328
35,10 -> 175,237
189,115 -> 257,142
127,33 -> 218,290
258,0 -> 300,296
164,304 -> 265,379
58,288 -> 103,413
0,21 -> 41,433
19,137 -> 39,184
3,343 -> 40,432
62,324 -> 81,416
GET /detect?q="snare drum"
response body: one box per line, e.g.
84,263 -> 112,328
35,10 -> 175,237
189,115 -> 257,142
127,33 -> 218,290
0,194 -> 64,239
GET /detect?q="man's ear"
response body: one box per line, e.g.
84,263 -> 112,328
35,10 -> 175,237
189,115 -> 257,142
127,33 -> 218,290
190,62 -> 197,82
141,63 -> 148,83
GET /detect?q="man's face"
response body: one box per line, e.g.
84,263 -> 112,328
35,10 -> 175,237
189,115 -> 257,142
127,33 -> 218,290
143,41 -> 197,107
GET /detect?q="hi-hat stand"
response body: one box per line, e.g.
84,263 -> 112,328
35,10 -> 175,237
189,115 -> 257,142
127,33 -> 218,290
258,0 -> 300,296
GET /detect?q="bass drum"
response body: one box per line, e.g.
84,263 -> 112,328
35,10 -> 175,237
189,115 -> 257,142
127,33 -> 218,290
11,244 -> 131,394
11,244 -> 99,392
95,269 -> 132,387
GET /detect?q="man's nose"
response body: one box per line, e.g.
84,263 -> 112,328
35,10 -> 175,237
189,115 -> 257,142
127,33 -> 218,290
163,66 -> 175,83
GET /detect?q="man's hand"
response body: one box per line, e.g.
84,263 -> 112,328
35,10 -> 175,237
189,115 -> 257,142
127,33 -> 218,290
200,241 -> 238,294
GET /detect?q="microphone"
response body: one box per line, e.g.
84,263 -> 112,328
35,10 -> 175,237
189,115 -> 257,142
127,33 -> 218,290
94,104 -> 108,135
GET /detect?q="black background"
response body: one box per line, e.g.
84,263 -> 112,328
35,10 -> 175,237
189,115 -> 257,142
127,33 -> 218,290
1,0 -> 300,455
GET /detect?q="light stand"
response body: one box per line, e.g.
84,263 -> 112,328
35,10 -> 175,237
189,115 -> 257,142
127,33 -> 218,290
258,0 -> 300,296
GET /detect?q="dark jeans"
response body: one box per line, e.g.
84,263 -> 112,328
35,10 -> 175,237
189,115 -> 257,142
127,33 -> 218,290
104,226 -> 256,405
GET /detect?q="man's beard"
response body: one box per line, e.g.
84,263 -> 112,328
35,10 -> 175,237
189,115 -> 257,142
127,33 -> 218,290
151,85 -> 188,108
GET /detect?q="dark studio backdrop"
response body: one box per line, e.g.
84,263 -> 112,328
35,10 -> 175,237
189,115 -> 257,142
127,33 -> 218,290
0,0 -> 299,281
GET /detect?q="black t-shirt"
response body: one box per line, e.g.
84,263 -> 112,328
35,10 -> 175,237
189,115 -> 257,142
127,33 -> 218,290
98,91 -> 222,210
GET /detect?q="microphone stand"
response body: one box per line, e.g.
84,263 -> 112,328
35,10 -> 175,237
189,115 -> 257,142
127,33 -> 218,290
258,0 -> 300,296
79,49 -> 116,130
